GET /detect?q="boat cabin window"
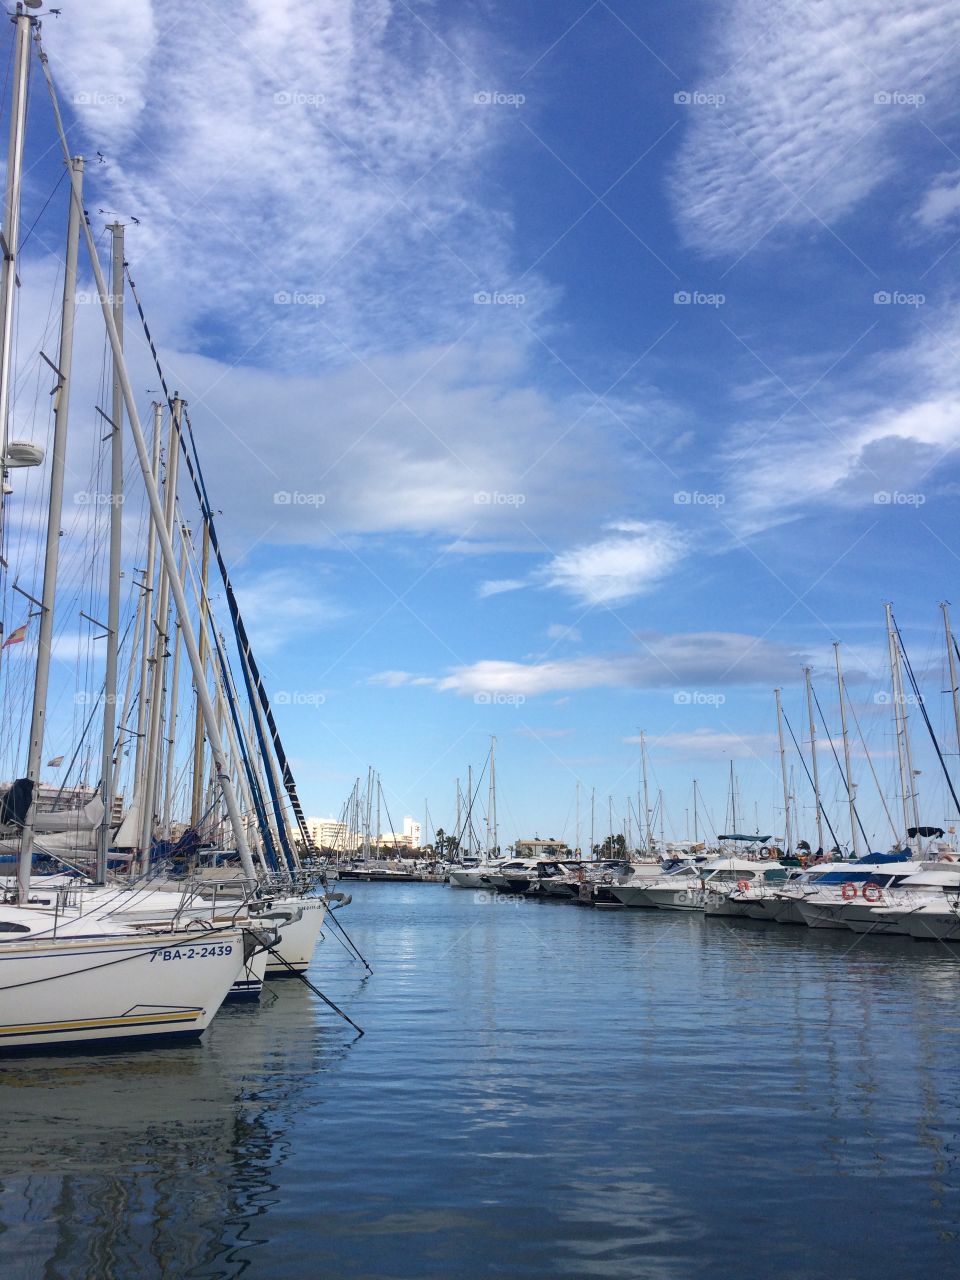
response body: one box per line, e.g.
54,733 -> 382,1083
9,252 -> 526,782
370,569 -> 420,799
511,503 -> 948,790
0,921 -> 31,933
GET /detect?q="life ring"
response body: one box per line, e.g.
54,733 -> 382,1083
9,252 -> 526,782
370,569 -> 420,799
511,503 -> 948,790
737,879 -> 750,892
841,882 -> 858,900
861,883 -> 882,903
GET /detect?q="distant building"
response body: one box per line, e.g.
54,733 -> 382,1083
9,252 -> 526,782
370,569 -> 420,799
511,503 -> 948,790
376,818 -> 422,851
515,837 -> 569,858
305,817 -> 359,851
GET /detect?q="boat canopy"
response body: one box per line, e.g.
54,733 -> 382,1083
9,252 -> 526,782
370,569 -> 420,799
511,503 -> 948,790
718,834 -> 771,843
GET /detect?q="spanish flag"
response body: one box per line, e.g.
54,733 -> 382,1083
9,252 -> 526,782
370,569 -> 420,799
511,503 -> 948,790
2,623 -> 28,649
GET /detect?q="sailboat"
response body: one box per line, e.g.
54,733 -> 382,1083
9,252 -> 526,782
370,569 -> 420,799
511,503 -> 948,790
0,5 -> 297,1047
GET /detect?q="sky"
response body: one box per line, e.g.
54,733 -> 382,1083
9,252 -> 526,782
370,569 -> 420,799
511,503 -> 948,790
4,0 -> 960,853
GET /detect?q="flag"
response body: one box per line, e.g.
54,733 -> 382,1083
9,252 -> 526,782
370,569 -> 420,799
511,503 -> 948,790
46,755 -> 64,768
2,623 -> 28,649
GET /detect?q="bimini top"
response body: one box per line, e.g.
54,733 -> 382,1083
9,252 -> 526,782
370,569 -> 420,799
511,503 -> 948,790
719,834 -> 771,843
853,852 -> 913,864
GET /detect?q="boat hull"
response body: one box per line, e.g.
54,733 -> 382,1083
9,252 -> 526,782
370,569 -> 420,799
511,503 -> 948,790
264,895 -> 327,976
0,928 -> 243,1052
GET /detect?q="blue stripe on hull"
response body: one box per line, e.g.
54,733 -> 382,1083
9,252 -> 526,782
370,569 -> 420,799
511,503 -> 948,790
0,1028 -> 203,1057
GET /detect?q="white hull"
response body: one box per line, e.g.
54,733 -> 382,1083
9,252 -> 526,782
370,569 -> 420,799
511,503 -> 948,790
448,868 -> 486,889
796,901 -> 849,930
264,895 -> 327,975
642,887 -> 704,912
0,928 -> 244,1052
226,944 -> 269,1000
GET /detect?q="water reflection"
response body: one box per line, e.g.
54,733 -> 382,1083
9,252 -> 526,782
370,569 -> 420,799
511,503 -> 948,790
0,985 -> 359,1280
3,886 -> 960,1279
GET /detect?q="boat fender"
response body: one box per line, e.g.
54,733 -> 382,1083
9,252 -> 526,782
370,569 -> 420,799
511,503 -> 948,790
840,882 -> 858,900
861,883 -> 882,903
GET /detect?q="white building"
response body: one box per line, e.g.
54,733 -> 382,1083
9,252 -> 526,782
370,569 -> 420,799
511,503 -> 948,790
305,817 -> 358,851
376,818 -> 422,851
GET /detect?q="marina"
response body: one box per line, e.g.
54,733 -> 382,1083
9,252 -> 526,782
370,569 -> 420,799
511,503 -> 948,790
2,881 -> 959,1279
0,1 -> 959,1277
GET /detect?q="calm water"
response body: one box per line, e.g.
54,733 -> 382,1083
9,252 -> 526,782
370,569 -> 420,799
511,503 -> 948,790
2,883 -> 960,1279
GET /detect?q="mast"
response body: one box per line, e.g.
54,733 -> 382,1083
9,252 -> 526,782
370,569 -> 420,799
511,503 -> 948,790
466,764 -> 473,857
139,395 -> 183,861
640,730 -> 651,853
834,641 -> 859,858
885,603 -> 913,848
96,220 -> 124,881
160,540 -> 184,839
774,688 -> 792,855
803,667 -> 825,852
16,152 -> 82,901
487,736 -> 497,854
727,761 -> 736,833
190,520 -> 210,825
942,602 -> 960,816
575,780 -> 580,855
48,144 -> 259,879
693,779 -> 699,844
0,4 -> 33,573
128,403 -> 162,843
590,786 -> 595,858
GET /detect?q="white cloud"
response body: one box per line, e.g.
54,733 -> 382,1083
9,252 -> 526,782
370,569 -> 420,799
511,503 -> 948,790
546,623 -> 582,642
671,0 -> 960,255
43,1 -> 530,363
722,306 -> 960,534
540,521 -> 688,604
233,567 -> 346,654
367,670 -> 436,687
915,170 -> 960,230
437,631 -> 803,698
477,579 -> 526,598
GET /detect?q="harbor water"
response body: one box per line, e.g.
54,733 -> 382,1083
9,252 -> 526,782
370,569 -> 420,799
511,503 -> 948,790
2,881 -> 959,1279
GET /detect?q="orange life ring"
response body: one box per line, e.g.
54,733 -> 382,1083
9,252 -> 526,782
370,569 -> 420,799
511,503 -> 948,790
841,882 -> 858,900
737,879 -> 750,892
861,883 -> 882,903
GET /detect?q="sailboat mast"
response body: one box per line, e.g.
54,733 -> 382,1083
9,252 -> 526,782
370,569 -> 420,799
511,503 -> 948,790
803,667 -> 825,852
774,688 -> 792,855
466,764 -> 473,857
693,779 -> 699,844
487,736 -> 497,854
640,729 -> 651,853
575,780 -> 580,855
834,641 -> 859,858
590,786 -> 595,858
53,151 -> 258,878
942,602 -> 960,815
16,153 -> 83,901
190,520 -> 211,825
139,395 -> 183,861
0,5 -> 32,571
885,603 -> 913,848
96,220 -> 125,882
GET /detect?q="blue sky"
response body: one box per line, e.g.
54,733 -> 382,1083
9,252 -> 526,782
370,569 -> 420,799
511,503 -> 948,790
5,0 -> 960,851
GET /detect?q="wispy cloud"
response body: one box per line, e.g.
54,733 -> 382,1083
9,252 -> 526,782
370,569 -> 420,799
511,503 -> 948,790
478,578 -> 526,598
671,0 -> 960,256
722,306 -> 960,534
539,520 -> 688,604
915,169 -> 960,231
436,631 -> 805,698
